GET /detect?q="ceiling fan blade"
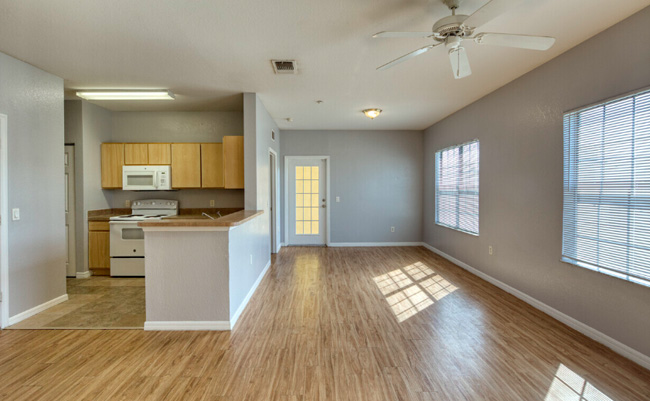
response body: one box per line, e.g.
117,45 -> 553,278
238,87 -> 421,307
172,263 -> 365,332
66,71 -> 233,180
462,0 -> 523,29
373,31 -> 434,38
377,43 -> 440,71
448,47 -> 471,79
474,33 -> 556,50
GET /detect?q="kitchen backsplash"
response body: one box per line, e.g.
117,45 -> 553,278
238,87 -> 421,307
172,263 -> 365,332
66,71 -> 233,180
110,189 -> 244,209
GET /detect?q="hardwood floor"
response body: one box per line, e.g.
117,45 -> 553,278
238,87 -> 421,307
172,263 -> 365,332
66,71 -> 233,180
0,246 -> 648,400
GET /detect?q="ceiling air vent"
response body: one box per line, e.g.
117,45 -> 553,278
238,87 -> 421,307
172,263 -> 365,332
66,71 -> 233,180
271,60 -> 297,74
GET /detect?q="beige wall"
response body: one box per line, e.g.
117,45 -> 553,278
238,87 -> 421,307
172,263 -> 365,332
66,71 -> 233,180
423,7 -> 650,357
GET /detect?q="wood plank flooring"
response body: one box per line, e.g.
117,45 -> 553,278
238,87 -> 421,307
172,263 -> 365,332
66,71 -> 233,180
0,246 -> 648,400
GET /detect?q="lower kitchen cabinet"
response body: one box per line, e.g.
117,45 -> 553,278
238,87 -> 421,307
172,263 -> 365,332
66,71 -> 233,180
89,221 -> 110,276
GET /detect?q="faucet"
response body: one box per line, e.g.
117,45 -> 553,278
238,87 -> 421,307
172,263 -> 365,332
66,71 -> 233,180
202,212 -> 215,220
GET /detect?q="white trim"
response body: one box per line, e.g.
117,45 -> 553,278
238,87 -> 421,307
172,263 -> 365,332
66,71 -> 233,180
329,242 -> 423,247
144,321 -> 231,331
8,294 -> 69,326
76,270 -> 92,279
284,155 -> 331,246
420,243 -> 650,370
0,114 -> 8,328
269,148 -> 280,254
277,242 -> 284,253
141,226 -> 232,232
230,259 -> 272,329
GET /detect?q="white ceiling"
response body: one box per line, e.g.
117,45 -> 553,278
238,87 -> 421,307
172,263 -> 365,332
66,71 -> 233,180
0,0 -> 647,130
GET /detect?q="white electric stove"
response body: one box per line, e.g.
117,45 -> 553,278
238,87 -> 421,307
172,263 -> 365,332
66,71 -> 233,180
109,199 -> 178,276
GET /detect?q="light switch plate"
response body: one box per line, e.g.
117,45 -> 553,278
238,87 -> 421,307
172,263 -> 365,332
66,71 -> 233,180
125,200 -> 131,207
336,196 -> 340,202
12,208 -> 20,221
210,200 -> 215,207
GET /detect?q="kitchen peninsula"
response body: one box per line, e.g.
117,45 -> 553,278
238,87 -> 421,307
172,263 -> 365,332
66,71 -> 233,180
139,210 -> 267,331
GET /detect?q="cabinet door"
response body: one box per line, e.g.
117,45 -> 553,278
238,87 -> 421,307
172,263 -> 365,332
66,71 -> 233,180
171,143 -> 201,188
223,136 -> 244,189
201,143 -> 224,188
124,144 -> 148,165
89,231 -> 110,268
148,143 -> 171,165
101,143 -> 124,189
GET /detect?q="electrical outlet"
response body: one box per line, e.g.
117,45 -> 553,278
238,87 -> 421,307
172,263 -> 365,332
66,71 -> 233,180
336,196 -> 340,202
210,200 -> 215,207
125,200 -> 131,207
11,208 -> 20,221
489,246 -> 493,255
390,226 -> 395,233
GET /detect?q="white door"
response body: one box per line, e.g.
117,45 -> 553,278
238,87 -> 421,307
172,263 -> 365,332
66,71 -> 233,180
64,146 -> 76,277
287,158 -> 327,245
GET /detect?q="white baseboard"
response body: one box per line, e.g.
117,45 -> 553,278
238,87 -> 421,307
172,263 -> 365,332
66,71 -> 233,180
329,242 -> 423,247
144,321 -> 231,331
230,259 -> 272,329
420,242 -> 650,370
8,294 -> 69,326
76,270 -> 92,279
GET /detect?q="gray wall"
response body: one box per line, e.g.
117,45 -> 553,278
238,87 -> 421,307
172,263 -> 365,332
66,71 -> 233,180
64,101 -> 84,275
228,214 -> 268,320
80,102 -> 113,273
243,93 -> 280,262
145,230 -> 230,322
423,7 -> 650,357
0,51 -> 66,316
281,130 -> 424,244
110,111 -> 244,209
64,100 -> 114,275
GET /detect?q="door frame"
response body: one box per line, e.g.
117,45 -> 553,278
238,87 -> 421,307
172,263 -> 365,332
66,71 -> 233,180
64,145 -> 77,277
284,156 -> 330,246
269,148 -> 280,254
0,114 -> 9,328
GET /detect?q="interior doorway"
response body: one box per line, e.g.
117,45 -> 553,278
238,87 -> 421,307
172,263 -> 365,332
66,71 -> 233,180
64,145 -> 76,277
0,114 -> 8,328
285,156 -> 330,246
269,149 -> 279,253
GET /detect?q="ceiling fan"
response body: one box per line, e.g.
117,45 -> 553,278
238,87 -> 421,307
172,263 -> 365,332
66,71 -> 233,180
373,0 -> 556,79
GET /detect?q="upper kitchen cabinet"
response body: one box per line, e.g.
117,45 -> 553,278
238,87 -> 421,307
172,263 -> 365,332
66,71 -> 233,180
101,143 -> 124,189
171,143 -> 201,188
201,143 -> 224,188
124,144 -> 148,165
223,136 -> 244,189
148,143 -> 171,165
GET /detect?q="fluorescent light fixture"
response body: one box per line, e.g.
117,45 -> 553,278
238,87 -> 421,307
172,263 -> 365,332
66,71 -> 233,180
75,90 -> 175,100
363,108 -> 382,119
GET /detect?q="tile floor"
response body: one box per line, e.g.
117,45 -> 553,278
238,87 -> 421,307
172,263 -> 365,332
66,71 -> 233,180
8,276 -> 145,329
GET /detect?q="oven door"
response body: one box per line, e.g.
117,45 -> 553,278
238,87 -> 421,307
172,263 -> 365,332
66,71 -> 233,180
110,221 -> 145,257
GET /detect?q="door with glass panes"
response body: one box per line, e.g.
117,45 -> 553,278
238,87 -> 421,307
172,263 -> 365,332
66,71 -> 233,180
288,157 -> 326,245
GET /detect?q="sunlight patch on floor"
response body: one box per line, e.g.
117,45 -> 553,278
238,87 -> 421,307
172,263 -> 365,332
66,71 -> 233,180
544,364 -> 614,401
374,262 -> 457,322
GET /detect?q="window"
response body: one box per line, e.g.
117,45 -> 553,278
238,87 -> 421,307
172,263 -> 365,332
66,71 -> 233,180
295,166 -> 319,235
435,140 -> 479,235
562,88 -> 650,287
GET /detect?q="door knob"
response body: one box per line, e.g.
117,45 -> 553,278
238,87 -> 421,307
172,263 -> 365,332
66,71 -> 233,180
321,205 -> 326,208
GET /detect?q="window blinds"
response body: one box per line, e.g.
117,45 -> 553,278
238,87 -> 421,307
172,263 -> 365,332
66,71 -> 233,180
435,140 -> 480,235
563,88 -> 650,287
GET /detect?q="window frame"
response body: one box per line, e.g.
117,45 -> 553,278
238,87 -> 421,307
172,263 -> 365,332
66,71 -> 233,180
434,139 -> 480,236
561,86 -> 650,287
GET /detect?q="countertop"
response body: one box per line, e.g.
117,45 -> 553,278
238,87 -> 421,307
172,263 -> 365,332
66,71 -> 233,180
138,210 -> 264,227
87,208 -> 243,222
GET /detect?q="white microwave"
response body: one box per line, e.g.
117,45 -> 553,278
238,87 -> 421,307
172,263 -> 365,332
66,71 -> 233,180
122,166 -> 171,190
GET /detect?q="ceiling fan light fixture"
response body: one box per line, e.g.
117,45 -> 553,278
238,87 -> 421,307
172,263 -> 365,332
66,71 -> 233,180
363,109 -> 382,119
76,90 -> 175,100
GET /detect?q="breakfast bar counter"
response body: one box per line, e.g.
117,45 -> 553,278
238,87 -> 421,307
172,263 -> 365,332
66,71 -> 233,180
138,210 -> 269,331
